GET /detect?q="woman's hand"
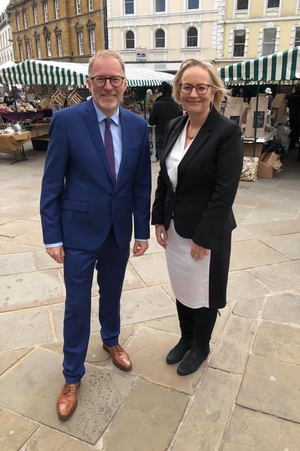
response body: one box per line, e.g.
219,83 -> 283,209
155,225 -> 168,249
191,242 -> 210,261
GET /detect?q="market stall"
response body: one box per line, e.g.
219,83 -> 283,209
218,47 -> 300,180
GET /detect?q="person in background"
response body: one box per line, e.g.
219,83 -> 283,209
149,83 -> 182,161
40,50 -> 151,420
152,58 -> 243,376
265,87 -> 274,110
287,84 -> 300,157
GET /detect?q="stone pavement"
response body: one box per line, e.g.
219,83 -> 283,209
0,147 -> 300,451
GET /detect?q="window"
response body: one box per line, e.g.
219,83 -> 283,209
89,29 -> 96,54
89,0 -> 94,11
125,30 -> 135,49
267,0 -> 280,7
187,27 -> 198,47
188,0 -> 199,10
57,34 -> 63,56
155,29 -> 165,48
36,38 -> 42,58
34,6 -> 38,25
236,0 -> 248,10
26,41 -> 31,59
155,0 -> 165,12
78,32 -> 84,55
16,13 -> 21,31
76,0 -> 81,15
55,0 -> 59,19
23,11 -> 28,29
233,30 -> 246,57
125,0 -> 134,15
44,2 -> 48,22
262,28 -> 276,56
19,43 -> 24,60
295,27 -> 300,47
46,37 -> 51,57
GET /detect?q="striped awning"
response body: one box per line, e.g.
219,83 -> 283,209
0,59 -> 174,87
218,47 -> 300,83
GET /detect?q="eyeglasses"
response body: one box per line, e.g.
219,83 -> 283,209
179,83 -> 216,95
90,76 -> 125,88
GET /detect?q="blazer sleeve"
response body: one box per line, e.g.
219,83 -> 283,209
40,113 -> 70,245
193,123 -> 243,249
151,121 -> 172,225
133,122 -> 152,240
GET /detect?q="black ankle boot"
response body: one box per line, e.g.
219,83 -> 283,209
177,344 -> 210,376
166,338 -> 191,365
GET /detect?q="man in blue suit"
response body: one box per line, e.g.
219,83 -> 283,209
40,50 -> 151,420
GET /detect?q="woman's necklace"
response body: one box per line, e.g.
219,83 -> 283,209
186,123 -> 199,140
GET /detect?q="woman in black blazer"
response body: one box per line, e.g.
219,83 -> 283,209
152,58 -> 243,376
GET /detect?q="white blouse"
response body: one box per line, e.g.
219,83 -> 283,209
166,121 -> 194,191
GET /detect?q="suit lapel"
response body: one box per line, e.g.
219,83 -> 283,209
84,99 -> 115,184
177,107 -> 218,180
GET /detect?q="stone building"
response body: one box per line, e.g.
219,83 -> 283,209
0,10 -> 14,65
7,0 -> 106,63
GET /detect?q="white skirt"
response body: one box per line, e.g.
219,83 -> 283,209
165,221 -> 211,309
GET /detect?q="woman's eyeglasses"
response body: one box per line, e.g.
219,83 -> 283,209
179,83 -> 216,95
90,76 -> 125,88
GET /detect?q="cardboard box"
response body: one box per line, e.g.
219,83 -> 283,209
224,97 -> 244,125
271,94 -> 286,124
258,152 -> 282,179
243,142 -> 263,158
245,96 -> 268,138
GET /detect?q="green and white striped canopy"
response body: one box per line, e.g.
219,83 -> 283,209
0,59 -> 174,87
219,47 -> 300,83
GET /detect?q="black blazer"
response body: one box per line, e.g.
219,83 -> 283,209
151,107 -> 243,250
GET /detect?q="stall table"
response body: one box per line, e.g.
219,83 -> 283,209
242,130 -> 276,157
0,131 -> 31,163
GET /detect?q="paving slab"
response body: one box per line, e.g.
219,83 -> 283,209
0,269 -> 64,313
129,253 -> 169,286
230,239 -> 288,271
34,250 -> 63,271
0,205 -> 40,220
234,195 -> 261,207
227,271 -> 270,302
12,227 -> 45,248
21,426 -> 95,451
127,326 -> 203,394
256,199 -> 300,216
0,410 -> 39,451
209,315 -> 257,374
0,252 -> 36,276
253,218 -> 300,236
242,209 -> 296,225
233,296 -> 265,319
0,219 -> 39,238
161,282 -> 175,301
263,292 -> 300,325
222,405 -> 300,451
0,241 -> 39,254
0,217 -> 14,226
249,260 -> 300,291
237,354 -> 300,423
0,348 -> 133,445
172,368 -> 240,451
259,233 -> 300,260
0,308 -> 54,351
253,321 -> 300,365
102,380 -> 188,451
0,347 -> 33,375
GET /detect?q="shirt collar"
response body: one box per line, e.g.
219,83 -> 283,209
93,101 -> 120,126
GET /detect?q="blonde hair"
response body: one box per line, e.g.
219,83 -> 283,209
173,58 -> 229,111
88,50 -> 125,75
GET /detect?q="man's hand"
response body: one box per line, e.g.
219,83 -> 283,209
46,246 -> 65,264
190,242 -> 210,262
155,225 -> 168,249
133,241 -> 149,257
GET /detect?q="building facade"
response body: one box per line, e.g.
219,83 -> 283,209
107,0 -> 219,71
0,11 -> 14,65
216,0 -> 300,67
7,0 -> 106,63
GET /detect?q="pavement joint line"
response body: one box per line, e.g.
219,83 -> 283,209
126,260 -> 146,287
18,425 -> 43,451
0,348 -> 35,377
48,308 -> 57,341
257,237 -> 293,261
0,300 -> 65,315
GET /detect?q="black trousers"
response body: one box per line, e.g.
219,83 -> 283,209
176,299 -> 217,346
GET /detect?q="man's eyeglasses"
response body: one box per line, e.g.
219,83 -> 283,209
90,76 -> 125,88
179,83 -> 216,95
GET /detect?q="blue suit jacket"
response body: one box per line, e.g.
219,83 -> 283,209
40,99 -> 151,251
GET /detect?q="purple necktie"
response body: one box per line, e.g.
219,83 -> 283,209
104,117 -> 116,182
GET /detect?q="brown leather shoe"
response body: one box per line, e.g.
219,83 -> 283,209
57,381 -> 81,420
103,344 -> 132,371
